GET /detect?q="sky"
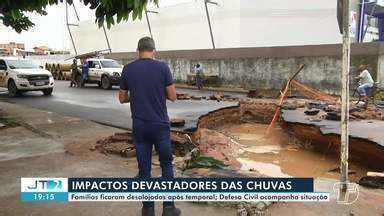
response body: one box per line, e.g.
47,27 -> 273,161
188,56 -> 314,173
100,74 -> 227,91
0,0 -> 192,51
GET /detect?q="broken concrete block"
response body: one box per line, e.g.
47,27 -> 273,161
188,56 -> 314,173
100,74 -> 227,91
304,109 -> 320,116
209,93 -> 224,101
306,101 -> 327,110
323,105 -> 339,113
191,96 -> 202,100
359,176 -> 384,189
170,118 -> 186,127
176,93 -> 191,100
325,112 -> 341,121
120,147 -> 136,158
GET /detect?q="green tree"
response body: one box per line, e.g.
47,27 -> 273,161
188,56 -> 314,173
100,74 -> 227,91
0,0 -> 157,33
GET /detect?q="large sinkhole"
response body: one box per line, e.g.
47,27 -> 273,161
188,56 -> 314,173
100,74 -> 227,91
96,98 -> 383,182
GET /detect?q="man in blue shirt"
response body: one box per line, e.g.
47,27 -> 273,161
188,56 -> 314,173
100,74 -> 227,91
81,58 -> 89,87
118,37 -> 179,216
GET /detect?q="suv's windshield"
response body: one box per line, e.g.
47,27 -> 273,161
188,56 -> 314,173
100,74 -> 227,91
6,59 -> 39,69
100,60 -> 121,68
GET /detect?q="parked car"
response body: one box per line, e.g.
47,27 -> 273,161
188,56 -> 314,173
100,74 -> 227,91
0,57 -> 54,97
77,58 -> 123,90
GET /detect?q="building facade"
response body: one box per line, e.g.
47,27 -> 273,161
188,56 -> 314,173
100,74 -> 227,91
33,46 -> 51,55
0,42 -> 25,56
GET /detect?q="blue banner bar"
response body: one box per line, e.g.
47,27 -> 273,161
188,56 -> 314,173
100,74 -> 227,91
21,192 -> 68,202
68,178 -> 313,193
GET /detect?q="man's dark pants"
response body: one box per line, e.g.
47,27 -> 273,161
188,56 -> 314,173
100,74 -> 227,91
133,118 -> 174,209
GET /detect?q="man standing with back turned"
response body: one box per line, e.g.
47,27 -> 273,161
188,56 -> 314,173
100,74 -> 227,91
118,37 -> 180,216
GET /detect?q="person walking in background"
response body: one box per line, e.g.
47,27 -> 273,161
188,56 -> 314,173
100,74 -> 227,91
80,58 -> 89,87
195,63 -> 204,90
70,58 -> 78,87
118,37 -> 180,216
355,64 -> 374,109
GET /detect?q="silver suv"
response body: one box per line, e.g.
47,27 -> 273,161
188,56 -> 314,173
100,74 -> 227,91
78,58 -> 123,90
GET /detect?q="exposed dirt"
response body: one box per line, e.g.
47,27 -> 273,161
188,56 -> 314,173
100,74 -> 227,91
281,121 -> 384,170
215,123 -> 368,182
193,98 -> 383,180
193,128 -> 242,168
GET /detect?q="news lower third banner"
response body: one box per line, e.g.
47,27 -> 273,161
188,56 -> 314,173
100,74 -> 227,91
21,178 -> 330,202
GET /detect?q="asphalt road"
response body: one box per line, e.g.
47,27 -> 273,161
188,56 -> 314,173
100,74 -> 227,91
0,81 -> 243,130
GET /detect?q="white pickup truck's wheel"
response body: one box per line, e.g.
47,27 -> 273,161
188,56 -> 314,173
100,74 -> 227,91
8,80 -> 20,97
42,88 -> 53,96
101,75 -> 111,90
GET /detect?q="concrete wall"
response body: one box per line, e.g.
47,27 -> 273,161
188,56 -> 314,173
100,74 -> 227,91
377,55 -> 384,88
106,42 -> 384,94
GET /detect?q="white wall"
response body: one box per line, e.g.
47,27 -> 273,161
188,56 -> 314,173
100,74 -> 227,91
72,0 -> 343,54
239,0 -> 342,47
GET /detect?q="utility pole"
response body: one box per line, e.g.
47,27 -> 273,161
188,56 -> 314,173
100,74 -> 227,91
340,0 -> 350,194
66,1 -> 78,55
102,25 -> 112,53
145,10 -> 159,39
204,0 -> 218,49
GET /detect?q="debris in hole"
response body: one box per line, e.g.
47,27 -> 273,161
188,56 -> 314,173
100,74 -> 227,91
184,150 -> 227,170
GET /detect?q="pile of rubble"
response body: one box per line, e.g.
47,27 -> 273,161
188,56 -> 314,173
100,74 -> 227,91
301,101 -> 383,121
176,92 -> 238,102
94,131 -> 195,158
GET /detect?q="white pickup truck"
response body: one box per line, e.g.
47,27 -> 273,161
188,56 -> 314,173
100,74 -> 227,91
0,57 -> 54,97
77,58 -> 123,90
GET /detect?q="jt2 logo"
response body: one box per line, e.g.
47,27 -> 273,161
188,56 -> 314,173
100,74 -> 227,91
28,179 -> 62,190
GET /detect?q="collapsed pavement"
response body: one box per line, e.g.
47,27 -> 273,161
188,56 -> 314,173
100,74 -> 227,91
1,87 -> 381,215
95,94 -> 384,177
94,94 -> 384,214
